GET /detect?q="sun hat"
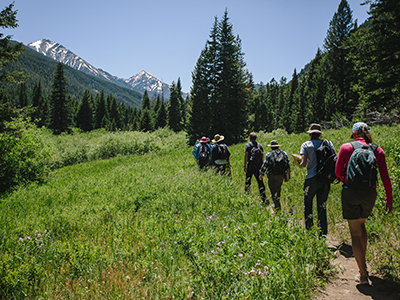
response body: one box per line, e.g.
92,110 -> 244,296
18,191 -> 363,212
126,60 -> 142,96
267,140 -> 281,148
199,137 -> 208,143
306,123 -> 323,134
212,134 -> 224,144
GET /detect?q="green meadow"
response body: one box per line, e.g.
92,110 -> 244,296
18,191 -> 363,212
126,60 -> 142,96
1,125 -> 399,299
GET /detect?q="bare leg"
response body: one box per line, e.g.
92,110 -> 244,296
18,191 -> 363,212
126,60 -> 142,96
347,218 -> 368,277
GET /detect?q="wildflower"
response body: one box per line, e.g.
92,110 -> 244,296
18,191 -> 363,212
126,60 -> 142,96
26,236 -> 31,240
223,226 -> 227,229
250,269 -> 255,273
285,252 -> 289,257
264,266 -> 269,270
211,250 -> 214,254
255,262 -> 261,266
238,226 -> 241,230
44,229 -> 47,233
252,223 -> 257,226
258,269 -> 262,275
217,241 -> 225,245
19,238 -> 24,242
233,255 -> 237,257
238,253 -> 243,257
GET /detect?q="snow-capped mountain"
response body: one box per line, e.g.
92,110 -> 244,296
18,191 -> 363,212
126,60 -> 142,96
27,39 -> 173,98
125,70 -> 170,98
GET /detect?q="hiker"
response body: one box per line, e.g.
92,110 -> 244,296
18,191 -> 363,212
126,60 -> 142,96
196,136 -> 211,169
299,123 -> 335,236
244,132 -> 267,203
211,134 -> 231,175
335,122 -> 393,285
259,140 -> 290,210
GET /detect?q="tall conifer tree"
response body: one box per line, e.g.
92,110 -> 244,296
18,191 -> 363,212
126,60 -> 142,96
49,63 -> 72,134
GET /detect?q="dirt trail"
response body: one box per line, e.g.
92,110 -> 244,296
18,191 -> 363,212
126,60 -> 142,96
316,237 -> 400,300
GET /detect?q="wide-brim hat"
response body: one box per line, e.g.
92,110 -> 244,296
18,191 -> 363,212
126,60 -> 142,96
306,123 -> 323,134
199,137 -> 208,143
267,140 -> 281,148
212,134 -> 224,144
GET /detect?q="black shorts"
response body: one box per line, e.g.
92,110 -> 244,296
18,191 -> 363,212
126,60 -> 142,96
341,186 -> 377,220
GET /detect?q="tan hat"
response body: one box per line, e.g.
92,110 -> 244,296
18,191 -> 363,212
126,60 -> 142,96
212,134 -> 224,144
306,123 -> 323,134
267,140 -> 281,148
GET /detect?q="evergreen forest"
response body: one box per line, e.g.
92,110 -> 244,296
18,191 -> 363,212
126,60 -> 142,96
1,0 -> 399,143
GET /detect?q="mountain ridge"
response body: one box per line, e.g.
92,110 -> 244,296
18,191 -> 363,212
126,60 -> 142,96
27,39 -> 174,98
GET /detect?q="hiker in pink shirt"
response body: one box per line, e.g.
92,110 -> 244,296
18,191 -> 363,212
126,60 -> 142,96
335,122 -> 393,286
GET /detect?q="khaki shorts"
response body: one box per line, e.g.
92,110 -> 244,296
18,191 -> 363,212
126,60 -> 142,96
341,186 -> 377,220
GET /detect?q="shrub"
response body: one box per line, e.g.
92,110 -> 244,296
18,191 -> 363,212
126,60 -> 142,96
0,118 -> 54,194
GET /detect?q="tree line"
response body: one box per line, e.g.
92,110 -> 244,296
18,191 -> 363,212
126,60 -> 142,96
1,0 -> 399,143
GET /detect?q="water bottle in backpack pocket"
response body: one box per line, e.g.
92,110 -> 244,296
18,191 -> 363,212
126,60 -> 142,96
346,142 -> 378,189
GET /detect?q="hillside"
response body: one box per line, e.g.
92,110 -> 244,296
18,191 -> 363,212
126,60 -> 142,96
0,43 -> 143,108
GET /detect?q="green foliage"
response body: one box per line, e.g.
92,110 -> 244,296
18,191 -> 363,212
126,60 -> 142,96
0,117 -> 54,193
0,124 -> 399,298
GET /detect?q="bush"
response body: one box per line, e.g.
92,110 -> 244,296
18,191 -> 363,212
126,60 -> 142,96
0,118 -> 54,194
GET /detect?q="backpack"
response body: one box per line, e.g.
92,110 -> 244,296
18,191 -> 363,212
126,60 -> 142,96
198,144 -> 209,162
215,143 -> 228,160
316,140 -> 337,184
249,142 -> 263,168
269,149 -> 290,175
346,142 -> 378,189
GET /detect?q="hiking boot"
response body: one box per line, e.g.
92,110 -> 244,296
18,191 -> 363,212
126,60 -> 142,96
354,273 -> 369,285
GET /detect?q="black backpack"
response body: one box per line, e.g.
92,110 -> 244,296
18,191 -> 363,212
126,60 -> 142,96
215,143 -> 228,160
198,144 -> 209,162
269,149 -> 290,175
316,140 -> 337,184
346,142 -> 378,189
249,142 -> 263,168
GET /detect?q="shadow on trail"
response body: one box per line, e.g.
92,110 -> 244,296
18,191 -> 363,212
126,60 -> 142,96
356,276 -> 400,300
327,241 -> 400,299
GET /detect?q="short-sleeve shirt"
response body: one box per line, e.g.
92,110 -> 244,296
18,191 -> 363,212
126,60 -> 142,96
244,141 -> 264,160
300,139 -> 335,180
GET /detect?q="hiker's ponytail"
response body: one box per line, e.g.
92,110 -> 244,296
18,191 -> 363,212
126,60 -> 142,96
356,125 -> 373,144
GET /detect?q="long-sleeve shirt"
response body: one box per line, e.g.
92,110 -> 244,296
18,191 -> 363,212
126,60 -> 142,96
335,137 -> 393,205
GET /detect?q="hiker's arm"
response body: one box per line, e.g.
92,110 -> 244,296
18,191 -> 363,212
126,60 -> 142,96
244,152 -> 249,173
299,154 -> 308,168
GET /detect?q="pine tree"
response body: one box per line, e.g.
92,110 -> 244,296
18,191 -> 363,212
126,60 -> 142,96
49,62 -> 72,134
31,81 -> 48,126
139,108 -> 153,132
188,10 -> 250,144
348,0 -> 400,112
323,0 -> 356,119
0,3 -> 25,83
95,89 -> 107,129
167,82 -> 182,132
141,90 -> 151,111
76,89 -> 93,132
280,69 -> 298,133
155,100 -> 167,129
108,95 -> 121,130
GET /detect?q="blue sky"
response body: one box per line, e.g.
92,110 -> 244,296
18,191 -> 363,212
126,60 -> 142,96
3,0 -> 370,93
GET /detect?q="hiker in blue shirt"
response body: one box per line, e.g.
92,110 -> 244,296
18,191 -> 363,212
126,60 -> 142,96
259,140 -> 290,210
211,134 -> 231,175
196,137 -> 211,169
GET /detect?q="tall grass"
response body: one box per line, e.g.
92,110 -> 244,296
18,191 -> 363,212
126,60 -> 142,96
0,124 -> 399,299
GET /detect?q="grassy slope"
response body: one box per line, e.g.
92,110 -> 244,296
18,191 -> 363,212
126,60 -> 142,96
0,125 -> 399,299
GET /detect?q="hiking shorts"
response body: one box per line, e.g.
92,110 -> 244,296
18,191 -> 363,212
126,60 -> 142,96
341,185 -> 377,220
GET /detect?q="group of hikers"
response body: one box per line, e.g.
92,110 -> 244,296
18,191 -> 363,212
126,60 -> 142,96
192,122 -> 393,286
